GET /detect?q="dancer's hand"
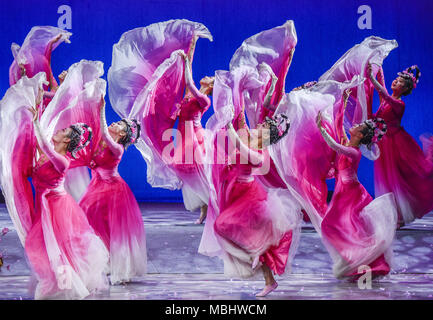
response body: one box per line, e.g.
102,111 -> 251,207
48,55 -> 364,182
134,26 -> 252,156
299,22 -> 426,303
58,70 -> 68,84
178,50 -> 188,61
28,106 -> 38,122
28,89 -> 42,122
316,111 -> 323,129
19,64 -> 26,77
343,89 -> 352,104
53,34 -> 62,43
258,62 -> 278,84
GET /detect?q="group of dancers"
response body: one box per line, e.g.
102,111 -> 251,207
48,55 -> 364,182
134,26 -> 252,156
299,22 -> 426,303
0,19 -> 432,299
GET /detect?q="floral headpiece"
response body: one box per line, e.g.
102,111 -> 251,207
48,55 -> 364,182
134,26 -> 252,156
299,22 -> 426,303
69,123 -> 93,159
120,118 -> 141,148
397,65 -> 420,89
265,113 -> 291,144
364,117 -> 387,147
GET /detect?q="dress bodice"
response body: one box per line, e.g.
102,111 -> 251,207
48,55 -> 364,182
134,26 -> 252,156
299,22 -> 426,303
230,149 -> 267,183
179,96 -> 209,126
374,98 -> 405,130
32,157 -> 68,193
89,143 -> 123,179
334,148 -> 361,184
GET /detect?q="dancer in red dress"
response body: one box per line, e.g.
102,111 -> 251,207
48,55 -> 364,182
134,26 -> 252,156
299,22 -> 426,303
367,63 -> 432,225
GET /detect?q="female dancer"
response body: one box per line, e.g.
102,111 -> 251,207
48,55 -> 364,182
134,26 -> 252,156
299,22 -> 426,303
79,98 -> 147,285
367,63 -> 433,225
174,47 -> 213,224
108,20 -> 213,222
210,106 -> 300,297
25,90 -> 108,299
315,89 -> 397,279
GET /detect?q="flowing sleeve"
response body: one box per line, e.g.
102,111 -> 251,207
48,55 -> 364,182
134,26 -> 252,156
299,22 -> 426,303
107,19 -> 213,190
9,26 -> 72,88
229,20 -> 297,128
319,36 -> 398,128
0,73 -> 47,244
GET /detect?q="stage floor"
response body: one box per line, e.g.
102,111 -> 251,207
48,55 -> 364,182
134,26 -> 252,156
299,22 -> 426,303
1,203 -> 433,300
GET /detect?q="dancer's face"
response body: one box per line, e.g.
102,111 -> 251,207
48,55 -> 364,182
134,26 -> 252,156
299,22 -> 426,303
108,121 -> 127,140
199,76 -> 214,96
52,127 -> 72,145
254,121 -> 271,147
349,123 -> 365,139
391,76 -> 407,96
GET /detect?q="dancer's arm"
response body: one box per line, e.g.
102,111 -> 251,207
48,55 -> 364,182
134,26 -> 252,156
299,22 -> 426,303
316,111 -> 358,158
99,98 -> 123,158
182,53 -> 211,109
43,90 -> 55,99
237,106 -> 249,131
258,63 -> 278,111
187,35 -> 198,65
367,63 -> 399,106
45,34 -> 63,91
226,122 -> 264,165
273,48 -> 295,105
336,89 -> 351,145
30,92 -> 68,173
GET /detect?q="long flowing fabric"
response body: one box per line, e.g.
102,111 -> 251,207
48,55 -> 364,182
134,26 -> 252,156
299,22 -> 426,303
230,20 -> 297,128
269,78 -> 363,230
9,26 -> 72,90
0,73 -> 47,244
108,19 -> 212,191
319,36 -> 398,159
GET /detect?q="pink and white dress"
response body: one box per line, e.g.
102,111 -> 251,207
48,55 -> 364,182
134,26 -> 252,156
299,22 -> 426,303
79,140 -> 147,285
26,149 -> 108,299
1,65 -> 109,299
212,157 -> 301,278
198,62 -> 302,278
318,127 -> 397,278
172,95 -> 211,210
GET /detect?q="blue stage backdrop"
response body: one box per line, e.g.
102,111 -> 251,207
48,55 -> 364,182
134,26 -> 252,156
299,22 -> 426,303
1,0 -> 432,202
